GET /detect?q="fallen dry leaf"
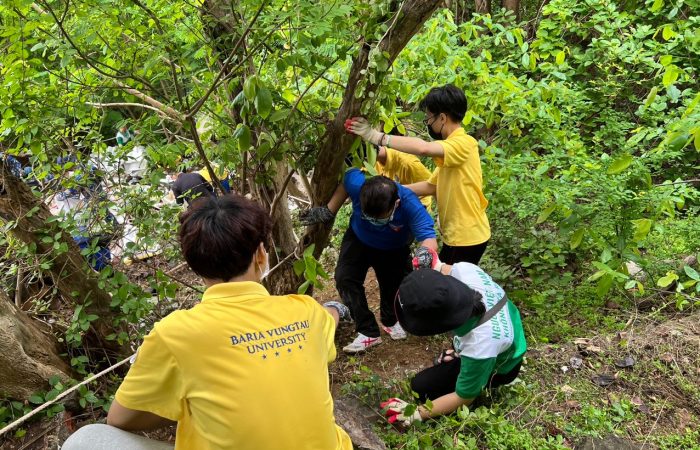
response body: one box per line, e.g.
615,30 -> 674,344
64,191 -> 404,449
614,356 -> 635,368
591,374 -> 615,387
569,356 -> 583,369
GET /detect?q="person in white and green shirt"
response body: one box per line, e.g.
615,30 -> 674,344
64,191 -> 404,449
380,261 -> 526,426
116,125 -> 135,146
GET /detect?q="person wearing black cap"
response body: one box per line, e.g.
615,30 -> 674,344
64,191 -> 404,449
380,263 -> 526,426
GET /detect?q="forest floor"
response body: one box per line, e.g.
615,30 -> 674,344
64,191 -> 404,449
2,259 -> 699,449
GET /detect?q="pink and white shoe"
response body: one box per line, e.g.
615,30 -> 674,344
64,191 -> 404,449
382,322 -> 407,340
342,333 -> 383,354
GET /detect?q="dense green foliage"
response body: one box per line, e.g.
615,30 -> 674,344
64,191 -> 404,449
0,0 -> 698,446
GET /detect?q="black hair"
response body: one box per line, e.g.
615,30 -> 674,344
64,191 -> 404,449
419,84 -> 467,122
179,194 -> 271,281
360,175 -> 399,218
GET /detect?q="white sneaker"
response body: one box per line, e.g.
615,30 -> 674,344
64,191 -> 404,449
342,333 -> 382,354
382,322 -> 407,340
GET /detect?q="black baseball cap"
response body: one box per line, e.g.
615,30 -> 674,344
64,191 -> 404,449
395,269 -> 479,336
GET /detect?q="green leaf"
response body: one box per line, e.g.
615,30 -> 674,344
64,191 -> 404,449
235,125 -> 251,151
596,274 -> 614,298
536,203 -> 556,224
661,25 -> 675,41
297,280 -> 311,295
243,77 -> 256,100
651,0 -> 663,12
607,154 -> 633,174
657,272 -> 678,287
555,50 -> 565,65
643,87 -> 658,110
293,259 -> 305,277
659,55 -> 672,67
662,66 -> 679,87
694,129 -> 700,151
684,265 -> 700,281
255,88 -> 273,119
269,109 -> 289,122
631,219 -> 652,241
570,228 -> 585,249
28,394 -> 44,404
521,53 -> 530,68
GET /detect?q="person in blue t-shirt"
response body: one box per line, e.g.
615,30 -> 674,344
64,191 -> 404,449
300,168 -> 437,354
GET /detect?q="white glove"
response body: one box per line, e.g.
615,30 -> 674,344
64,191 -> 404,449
347,117 -> 383,146
380,398 -> 423,426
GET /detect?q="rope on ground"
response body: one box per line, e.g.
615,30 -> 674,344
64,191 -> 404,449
0,353 -> 135,437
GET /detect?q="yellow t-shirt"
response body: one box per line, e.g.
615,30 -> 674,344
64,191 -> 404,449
428,128 -> 490,246
115,282 -> 352,450
198,165 -> 229,182
375,148 -> 433,208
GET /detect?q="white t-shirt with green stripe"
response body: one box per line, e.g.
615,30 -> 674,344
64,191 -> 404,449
449,263 -> 527,399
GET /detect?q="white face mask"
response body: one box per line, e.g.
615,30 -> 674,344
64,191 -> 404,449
257,246 -> 270,281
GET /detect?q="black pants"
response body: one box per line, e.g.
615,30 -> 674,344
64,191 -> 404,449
411,358 -> 521,402
335,228 -> 410,338
439,240 -> 489,265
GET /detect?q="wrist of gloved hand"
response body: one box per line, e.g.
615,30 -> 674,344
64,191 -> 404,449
346,117 -> 383,146
412,246 -> 441,271
299,206 -> 335,226
380,398 -> 423,426
323,301 -> 352,322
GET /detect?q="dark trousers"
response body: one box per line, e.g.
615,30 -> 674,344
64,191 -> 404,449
439,240 -> 489,265
411,358 -> 521,402
335,228 -> 410,338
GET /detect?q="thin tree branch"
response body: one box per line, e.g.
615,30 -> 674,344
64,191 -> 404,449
269,168 -> 296,218
186,116 -> 226,196
85,102 -> 177,120
113,81 -> 186,122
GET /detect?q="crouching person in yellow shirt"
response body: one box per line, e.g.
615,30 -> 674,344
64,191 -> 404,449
62,194 -> 353,450
375,146 -> 433,209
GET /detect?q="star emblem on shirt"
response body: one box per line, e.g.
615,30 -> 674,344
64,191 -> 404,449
275,351 -> 280,357
262,354 -> 267,360
298,345 -> 303,350
287,348 -> 292,353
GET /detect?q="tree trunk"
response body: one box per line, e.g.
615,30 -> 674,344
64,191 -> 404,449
503,0 -> 519,19
0,160 -> 123,354
0,289 -> 71,400
304,0 -> 442,259
475,0 -> 490,14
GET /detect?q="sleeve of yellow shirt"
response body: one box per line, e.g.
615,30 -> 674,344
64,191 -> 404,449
428,167 -> 440,185
438,134 -> 473,168
114,328 -> 185,422
321,306 -> 337,363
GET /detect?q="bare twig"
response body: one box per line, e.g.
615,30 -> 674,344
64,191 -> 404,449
269,168 -> 297,218
112,81 -> 186,122
86,102 -> 177,120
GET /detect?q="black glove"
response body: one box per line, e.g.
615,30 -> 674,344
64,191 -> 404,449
299,206 -> 335,226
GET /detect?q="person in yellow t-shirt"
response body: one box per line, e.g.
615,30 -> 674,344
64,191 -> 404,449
348,84 -> 490,265
61,195 -> 353,450
198,163 -> 231,193
375,146 -> 433,209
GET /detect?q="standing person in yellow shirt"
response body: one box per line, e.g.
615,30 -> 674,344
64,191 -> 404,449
62,195 -> 353,450
375,146 -> 433,209
347,84 -> 490,265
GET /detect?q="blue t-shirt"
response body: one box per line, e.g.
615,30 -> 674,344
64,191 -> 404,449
344,168 -> 435,250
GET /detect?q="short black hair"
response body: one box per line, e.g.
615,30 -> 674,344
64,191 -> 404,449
360,175 -> 399,218
179,194 -> 271,281
419,84 -> 467,122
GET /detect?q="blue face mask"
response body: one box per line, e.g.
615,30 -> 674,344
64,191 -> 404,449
362,203 -> 397,227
